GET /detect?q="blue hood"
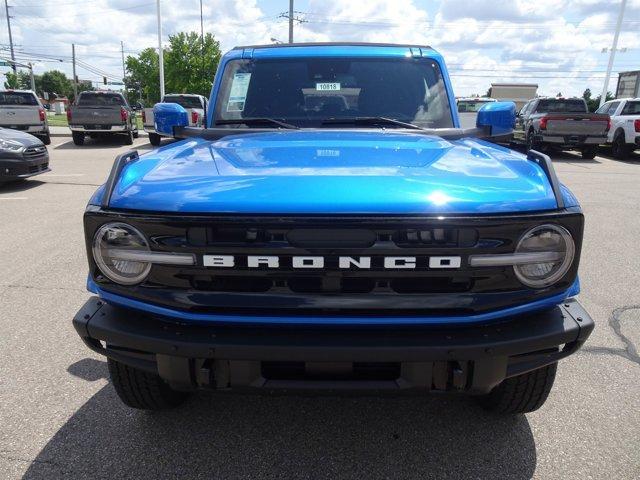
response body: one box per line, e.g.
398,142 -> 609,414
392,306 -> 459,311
107,130 -> 558,214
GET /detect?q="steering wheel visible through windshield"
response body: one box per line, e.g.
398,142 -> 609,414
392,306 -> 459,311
213,57 -> 454,129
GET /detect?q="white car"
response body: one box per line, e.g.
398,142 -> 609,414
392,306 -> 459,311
0,90 -> 50,145
142,94 -> 208,146
596,98 -> 640,159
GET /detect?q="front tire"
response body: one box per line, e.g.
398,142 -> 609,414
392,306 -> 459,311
72,132 -> 85,146
581,146 -> 597,160
525,129 -> 538,153
477,363 -> 557,414
107,358 -> 189,410
41,133 -> 51,145
149,132 -> 162,146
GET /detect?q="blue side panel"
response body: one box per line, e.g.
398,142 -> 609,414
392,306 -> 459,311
87,277 -> 580,326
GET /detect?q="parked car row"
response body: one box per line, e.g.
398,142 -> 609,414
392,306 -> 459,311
457,96 -> 640,159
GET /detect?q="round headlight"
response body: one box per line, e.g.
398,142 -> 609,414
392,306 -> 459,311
92,222 -> 151,285
514,224 -> 575,288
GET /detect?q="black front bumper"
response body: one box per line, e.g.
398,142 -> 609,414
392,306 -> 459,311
0,156 -> 50,181
73,297 -> 594,394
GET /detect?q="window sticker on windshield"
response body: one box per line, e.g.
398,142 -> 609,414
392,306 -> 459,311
227,72 -> 251,112
316,82 -> 341,91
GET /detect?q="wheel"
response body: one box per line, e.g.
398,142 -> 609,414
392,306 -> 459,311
611,132 -> 630,160
124,131 -> 134,145
107,358 -> 189,410
148,132 -> 162,146
581,146 -> 597,160
41,133 -> 51,145
525,129 -> 538,153
132,129 -> 139,139
72,131 -> 85,146
477,362 -> 557,414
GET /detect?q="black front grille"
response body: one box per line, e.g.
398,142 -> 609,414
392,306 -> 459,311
28,162 -> 48,174
85,211 -> 584,316
23,146 -> 47,159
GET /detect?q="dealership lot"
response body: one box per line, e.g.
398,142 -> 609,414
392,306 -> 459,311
0,138 -> 638,479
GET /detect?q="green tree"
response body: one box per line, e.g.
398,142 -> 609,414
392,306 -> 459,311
583,88 -> 614,112
165,32 -> 221,97
125,47 -> 160,106
4,71 -> 32,89
124,32 -> 222,106
40,70 -> 72,99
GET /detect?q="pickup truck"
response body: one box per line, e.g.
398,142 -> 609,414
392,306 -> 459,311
67,91 -> 138,146
0,90 -> 50,145
513,97 -> 610,159
73,43 -> 593,415
143,94 -> 207,146
596,97 -> 640,159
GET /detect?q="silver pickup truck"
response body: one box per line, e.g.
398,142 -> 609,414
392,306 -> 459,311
67,92 -> 138,146
0,90 -> 50,145
513,97 -> 610,159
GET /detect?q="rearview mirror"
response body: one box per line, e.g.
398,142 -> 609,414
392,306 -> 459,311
153,103 -> 189,136
476,101 -> 516,136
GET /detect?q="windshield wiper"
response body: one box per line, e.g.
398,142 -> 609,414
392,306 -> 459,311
320,117 -> 424,130
215,118 -> 299,129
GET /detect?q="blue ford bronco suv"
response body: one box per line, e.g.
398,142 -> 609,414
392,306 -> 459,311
73,43 -> 594,414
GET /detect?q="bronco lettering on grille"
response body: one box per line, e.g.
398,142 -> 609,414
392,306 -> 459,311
202,255 -> 462,270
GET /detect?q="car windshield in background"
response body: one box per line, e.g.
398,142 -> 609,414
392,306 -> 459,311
537,99 -> 586,113
214,57 -> 454,128
77,93 -> 125,107
621,101 -> 640,115
0,92 -> 38,106
164,95 -> 202,109
457,100 -> 493,112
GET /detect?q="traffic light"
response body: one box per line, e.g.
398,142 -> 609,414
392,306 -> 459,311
103,76 -> 107,85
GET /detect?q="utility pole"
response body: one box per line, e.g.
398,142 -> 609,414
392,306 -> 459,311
600,0 -> 627,107
156,0 -> 165,99
288,0 -> 294,43
71,43 -> 78,99
199,0 -> 204,86
3,0 -> 15,72
28,62 -> 35,91
120,40 -> 126,80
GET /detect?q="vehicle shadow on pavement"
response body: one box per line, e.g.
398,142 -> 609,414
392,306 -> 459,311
54,137 -> 137,150
0,179 -> 44,193
23,359 -> 537,480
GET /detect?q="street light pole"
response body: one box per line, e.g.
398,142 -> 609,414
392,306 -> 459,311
71,43 -> 78,99
600,0 -> 627,107
156,0 -> 165,99
28,62 -> 35,91
288,0 -> 294,43
3,0 -> 16,72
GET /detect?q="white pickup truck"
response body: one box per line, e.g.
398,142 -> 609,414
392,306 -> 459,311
142,94 -> 207,146
0,90 -> 50,145
596,98 -> 640,159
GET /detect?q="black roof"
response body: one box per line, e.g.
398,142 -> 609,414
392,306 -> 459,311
232,42 -> 433,50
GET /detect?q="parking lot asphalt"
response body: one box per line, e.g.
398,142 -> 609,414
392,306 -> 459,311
0,136 -> 639,479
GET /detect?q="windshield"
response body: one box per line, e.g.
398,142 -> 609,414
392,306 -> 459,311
0,92 -> 38,106
164,95 -> 203,109
457,100 -> 493,112
77,93 -> 126,107
214,57 -> 454,128
536,99 -> 586,113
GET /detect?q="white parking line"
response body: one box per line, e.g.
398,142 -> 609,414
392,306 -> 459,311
0,197 -> 28,200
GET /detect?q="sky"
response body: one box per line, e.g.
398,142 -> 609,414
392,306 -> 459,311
0,0 -> 638,98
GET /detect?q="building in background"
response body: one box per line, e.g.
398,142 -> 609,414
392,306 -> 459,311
489,83 -> 538,110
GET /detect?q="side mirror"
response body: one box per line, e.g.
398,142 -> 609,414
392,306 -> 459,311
476,101 -> 516,136
153,102 -> 189,136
